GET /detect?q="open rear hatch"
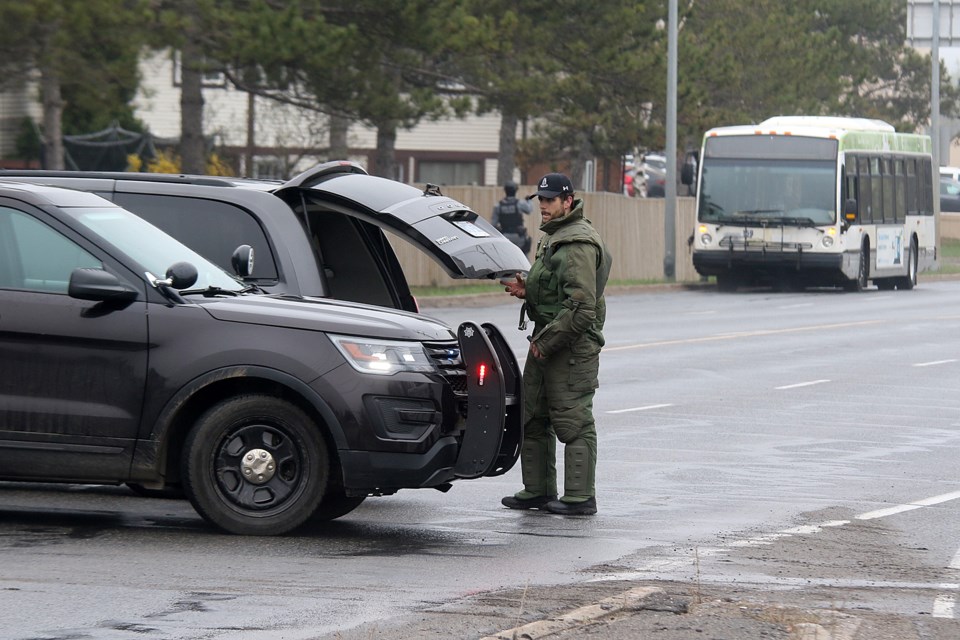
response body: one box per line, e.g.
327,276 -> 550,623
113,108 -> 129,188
275,162 -> 531,282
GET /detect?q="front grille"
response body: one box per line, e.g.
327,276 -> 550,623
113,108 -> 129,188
423,340 -> 467,394
719,237 -> 814,251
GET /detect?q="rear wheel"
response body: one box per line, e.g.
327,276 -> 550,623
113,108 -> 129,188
182,395 -> 329,536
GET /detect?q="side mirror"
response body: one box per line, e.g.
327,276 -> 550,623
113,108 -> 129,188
843,198 -> 858,223
231,244 -> 255,278
680,151 -> 698,188
68,268 -> 138,302
165,261 -> 199,290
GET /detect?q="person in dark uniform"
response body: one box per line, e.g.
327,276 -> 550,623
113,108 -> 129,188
500,172 -> 613,516
492,180 -> 533,257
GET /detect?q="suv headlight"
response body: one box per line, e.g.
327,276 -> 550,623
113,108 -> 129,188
330,335 -> 437,375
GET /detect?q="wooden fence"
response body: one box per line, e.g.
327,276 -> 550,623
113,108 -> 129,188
388,185 -> 699,288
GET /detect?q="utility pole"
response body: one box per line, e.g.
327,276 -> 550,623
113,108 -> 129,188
663,0 -> 678,280
933,0 -> 941,168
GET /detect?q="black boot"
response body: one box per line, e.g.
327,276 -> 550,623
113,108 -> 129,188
501,493 -> 558,510
544,497 -> 597,516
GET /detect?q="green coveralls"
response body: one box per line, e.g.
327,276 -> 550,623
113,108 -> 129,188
516,199 -> 612,503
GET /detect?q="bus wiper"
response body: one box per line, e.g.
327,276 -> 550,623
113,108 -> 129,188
778,216 -> 817,227
733,209 -> 784,216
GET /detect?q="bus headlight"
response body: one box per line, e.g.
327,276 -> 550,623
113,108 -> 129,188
821,236 -> 834,248
700,233 -> 713,246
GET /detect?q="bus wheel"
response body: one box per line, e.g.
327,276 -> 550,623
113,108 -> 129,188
844,244 -> 869,292
716,274 -> 739,292
897,238 -> 918,290
876,279 -> 896,291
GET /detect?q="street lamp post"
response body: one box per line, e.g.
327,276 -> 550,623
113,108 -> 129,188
663,0 -> 677,280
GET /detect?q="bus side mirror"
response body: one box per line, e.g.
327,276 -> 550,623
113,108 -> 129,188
843,198 -> 857,223
680,151 -> 698,186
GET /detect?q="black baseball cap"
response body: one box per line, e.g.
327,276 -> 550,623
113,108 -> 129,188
528,172 -> 573,199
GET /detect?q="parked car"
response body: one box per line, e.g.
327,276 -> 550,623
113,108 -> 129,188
940,165 -> 960,182
639,153 -> 667,198
941,175 -> 960,213
0,179 -> 524,536
0,161 -> 530,312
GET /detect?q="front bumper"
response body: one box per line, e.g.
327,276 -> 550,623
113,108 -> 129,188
693,248 -> 843,278
334,321 -> 522,493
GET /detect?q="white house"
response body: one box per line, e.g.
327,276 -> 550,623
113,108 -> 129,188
133,50 -> 509,185
0,49 -> 513,184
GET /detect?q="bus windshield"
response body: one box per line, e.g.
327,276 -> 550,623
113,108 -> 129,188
698,158 -> 837,226
698,134 -> 838,227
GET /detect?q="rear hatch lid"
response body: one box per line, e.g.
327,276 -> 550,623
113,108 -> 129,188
275,162 -> 530,281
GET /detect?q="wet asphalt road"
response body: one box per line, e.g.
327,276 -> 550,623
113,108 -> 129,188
2,280 -> 960,639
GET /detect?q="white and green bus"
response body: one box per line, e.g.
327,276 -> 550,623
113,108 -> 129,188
684,116 -> 937,291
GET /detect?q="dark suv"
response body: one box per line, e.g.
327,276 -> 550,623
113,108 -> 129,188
0,161 -> 529,311
0,180 -> 524,536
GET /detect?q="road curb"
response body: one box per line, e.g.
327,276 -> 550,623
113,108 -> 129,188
479,585 -> 662,640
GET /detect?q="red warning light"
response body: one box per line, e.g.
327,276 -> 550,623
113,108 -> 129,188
478,363 -> 487,386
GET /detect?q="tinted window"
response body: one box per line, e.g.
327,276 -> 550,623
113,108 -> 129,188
65,207 -> 244,292
114,193 -> 278,280
0,206 -> 100,293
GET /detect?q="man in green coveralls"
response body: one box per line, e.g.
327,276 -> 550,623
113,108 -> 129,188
501,173 -> 612,516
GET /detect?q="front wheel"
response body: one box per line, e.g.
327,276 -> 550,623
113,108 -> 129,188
182,395 -> 329,536
716,273 -> 740,292
897,237 -> 918,290
844,244 -> 869,292
311,490 -> 366,522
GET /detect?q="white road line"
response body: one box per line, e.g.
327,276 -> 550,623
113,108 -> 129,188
604,320 -> 881,352
914,359 -> 957,367
606,403 -> 674,414
774,379 -> 831,390
933,594 -> 956,618
856,490 -> 960,520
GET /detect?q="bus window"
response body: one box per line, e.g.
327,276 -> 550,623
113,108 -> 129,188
906,158 -> 917,215
843,159 -> 857,217
881,158 -> 894,223
894,159 -> 906,223
858,156 -> 872,223
920,157 -> 934,215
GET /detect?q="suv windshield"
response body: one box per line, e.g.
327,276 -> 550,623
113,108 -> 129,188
66,207 -> 245,292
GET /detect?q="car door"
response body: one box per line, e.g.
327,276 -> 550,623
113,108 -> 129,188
0,200 -> 148,480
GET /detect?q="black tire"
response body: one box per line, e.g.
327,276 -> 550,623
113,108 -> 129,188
844,243 -> 869,292
182,395 -> 329,536
716,274 -> 739,292
876,279 -> 896,291
897,237 -> 918,290
311,490 -> 366,522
